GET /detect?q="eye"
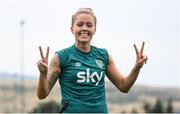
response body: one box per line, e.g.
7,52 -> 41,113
87,24 -> 93,28
76,22 -> 83,27
86,22 -> 93,28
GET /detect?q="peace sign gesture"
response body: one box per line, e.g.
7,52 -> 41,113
133,41 -> 148,68
37,46 -> 50,74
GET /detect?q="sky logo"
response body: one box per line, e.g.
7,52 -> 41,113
77,68 -> 103,86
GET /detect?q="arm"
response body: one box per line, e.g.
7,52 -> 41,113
106,42 -> 147,93
37,47 -> 61,99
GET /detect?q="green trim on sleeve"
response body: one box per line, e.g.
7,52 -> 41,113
56,49 -> 68,70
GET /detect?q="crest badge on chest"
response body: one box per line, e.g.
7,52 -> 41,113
96,59 -> 104,68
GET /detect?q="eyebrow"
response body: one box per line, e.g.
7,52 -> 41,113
76,21 -> 93,24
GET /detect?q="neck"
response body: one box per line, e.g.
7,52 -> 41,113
75,42 -> 91,53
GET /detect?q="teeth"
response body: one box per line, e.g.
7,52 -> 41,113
80,33 -> 88,35
81,32 -> 88,34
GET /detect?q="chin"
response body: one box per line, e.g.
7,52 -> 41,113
75,35 -> 92,43
79,37 -> 91,42
79,40 -> 90,44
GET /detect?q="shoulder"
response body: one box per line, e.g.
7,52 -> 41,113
56,45 -> 74,54
56,45 -> 74,69
92,45 -> 109,64
56,45 -> 76,59
92,45 -> 109,55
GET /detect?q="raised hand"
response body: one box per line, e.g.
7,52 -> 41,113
37,46 -> 50,74
133,41 -> 148,68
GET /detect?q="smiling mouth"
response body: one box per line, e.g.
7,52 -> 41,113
79,31 -> 90,36
80,34 -> 89,39
80,34 -> 88,37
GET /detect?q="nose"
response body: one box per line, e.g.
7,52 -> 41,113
82,25 -> 88,31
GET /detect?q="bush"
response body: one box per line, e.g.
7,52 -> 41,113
30,101 -> 60,113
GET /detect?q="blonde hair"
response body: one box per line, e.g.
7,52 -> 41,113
71,8 -> 97,27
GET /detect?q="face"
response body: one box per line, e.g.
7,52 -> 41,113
71,13 -> 96,44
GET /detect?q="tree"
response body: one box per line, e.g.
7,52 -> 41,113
166,98 -> 173,113
152,98 -> 163,113
143,101 -> 151,113
30,101 -> 60,113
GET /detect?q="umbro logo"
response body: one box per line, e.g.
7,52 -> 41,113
75,62 -> 81,67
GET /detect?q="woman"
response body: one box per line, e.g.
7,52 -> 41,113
37,8 -> 147,113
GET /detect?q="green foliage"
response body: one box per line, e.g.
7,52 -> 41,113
151,98 -> 163,113
30,101 -> 60,113
166,98 -> 173,113
143,98 -> 174,113
143,101 -> 151,113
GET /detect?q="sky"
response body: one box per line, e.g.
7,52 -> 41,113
0,0 -> 179,87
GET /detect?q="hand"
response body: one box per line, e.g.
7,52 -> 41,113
133,41 -> 148,68
37,46 -> 50,74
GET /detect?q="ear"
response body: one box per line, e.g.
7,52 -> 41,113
71,26 -> 74,34
94,27 -> 96,34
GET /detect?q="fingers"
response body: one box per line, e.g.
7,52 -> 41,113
37,60 -> 48,68
45,46 -> 50,60
37,60 -> 48,73
135,55 -> 148,68
144,56 -> 148,64
133,44 -> 139,56
133,41 -> 145,57
140,41 -> 145,56
133,42 -> 148,67
39,46 -> 50,62
38,46 -> 49,73
39,46 -> 45,60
